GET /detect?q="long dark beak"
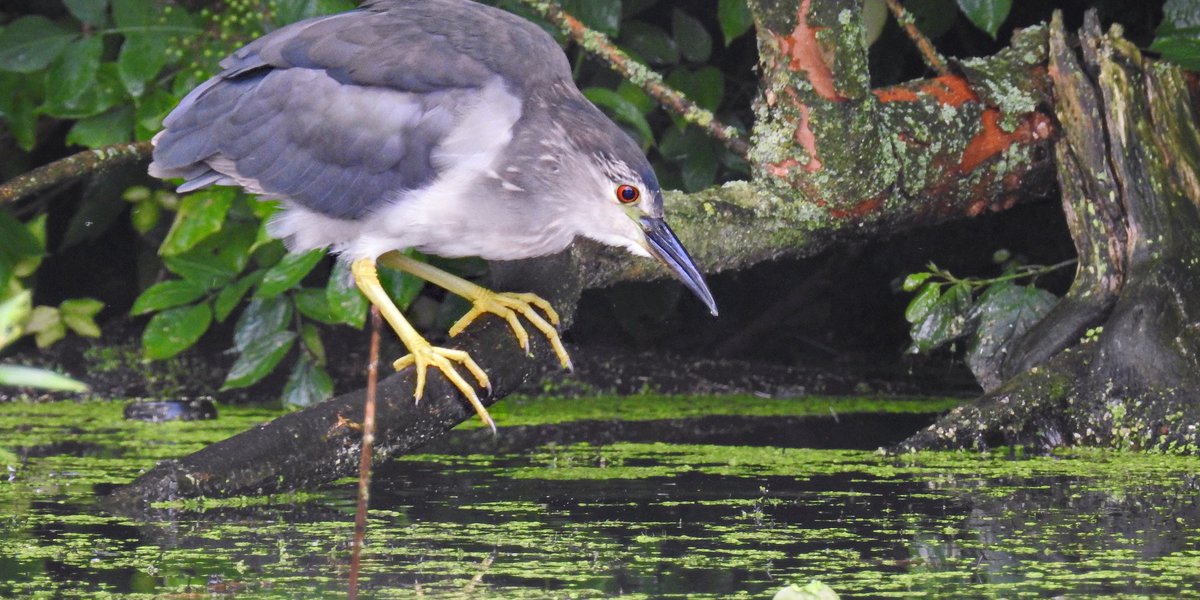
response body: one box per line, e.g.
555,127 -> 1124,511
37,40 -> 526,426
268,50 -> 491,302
640,217 -> 718,316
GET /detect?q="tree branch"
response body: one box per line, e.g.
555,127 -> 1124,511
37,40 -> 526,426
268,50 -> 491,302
0,142 -> 152,206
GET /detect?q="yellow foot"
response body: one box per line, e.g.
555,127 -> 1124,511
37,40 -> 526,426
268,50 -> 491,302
392,343 -> 495,432
448,290 -> 573,371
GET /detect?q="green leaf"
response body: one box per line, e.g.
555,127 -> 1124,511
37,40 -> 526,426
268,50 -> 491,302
222,330 -> 296,390
379,264 -> 425,312
59,297 -> 104,338
672,9 -> 712,63
255,249 -> 325,299
130,199 -> 161,234
904,282 -> 941,323
14,214 -> 47,278
233,296 -> 292,352
0,364 -> 88,392
902,272 -> 933,292
163,253 -> 236,290
117,33 -> 168,98
862,0 -> 888,46
584,87 -> 654,146
0,290 -> 32,349
907,0 -> 958,39
41,62 -> 123,119
0,255 -> 11,297
660,127 -> 719,192
161,223 -> 254,289
214,270 -> 264,322
300,322 -> 326,365
0,209 -> 44,260
111,0 -> 153,28
159,188 -> 236,257
142,302 -> 212,359
907,282 -> 972,354
0,16 -> 77,73
718,0 -> 754,46
131,279 -> 207,315
665,66 -> 724,112
44,36 -> 102,107
562,0 -> 622,37
326,260 -> 368,328
281,357 -> 333,407
617,80 -> 655,114
966,282 -> 1057,385
134,88 -> 177,140
0,73 -> 37,150
65,104 -> 134,148
64,0 -> 110,26
620,22 -> 679,66
681,140 -> 718,192
955,0 -> 1012,39
24,305 -> 64,348
294,288 -> 340,325
1150,28 -> 1200,71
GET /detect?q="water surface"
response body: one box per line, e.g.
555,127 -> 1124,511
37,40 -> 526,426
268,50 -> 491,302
1,396 -> 1198,598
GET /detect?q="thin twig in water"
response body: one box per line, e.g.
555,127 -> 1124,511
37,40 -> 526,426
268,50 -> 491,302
883,0 -> 950,76
348,305 -> 382,599
520,0 -> 751,160
462,552 -> 496,593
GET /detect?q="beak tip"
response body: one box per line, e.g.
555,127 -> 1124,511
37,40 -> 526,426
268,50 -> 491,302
640,217 -> 720,318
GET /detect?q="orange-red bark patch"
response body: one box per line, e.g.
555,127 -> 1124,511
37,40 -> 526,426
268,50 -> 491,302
767,158 -> 801,178
776,0 -> 847,102
873,87 -> 920,103
829,197 -> 884,219
920,75 -> 979,106
873,75 -> 978,106
794,104 -> 822,172
960,109 -> 1054,172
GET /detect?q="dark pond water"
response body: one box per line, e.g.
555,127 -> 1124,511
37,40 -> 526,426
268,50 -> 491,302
1,397 -> 1199,598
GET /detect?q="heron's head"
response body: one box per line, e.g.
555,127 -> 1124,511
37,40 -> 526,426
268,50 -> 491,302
557,135 -> 718,317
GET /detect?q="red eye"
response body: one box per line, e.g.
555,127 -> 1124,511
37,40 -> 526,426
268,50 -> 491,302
616,184 -> 640,204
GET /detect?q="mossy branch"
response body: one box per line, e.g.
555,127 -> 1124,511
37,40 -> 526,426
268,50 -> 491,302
0,142 -> 153,206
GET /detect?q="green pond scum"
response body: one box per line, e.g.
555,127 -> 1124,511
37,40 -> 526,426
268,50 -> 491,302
1,396 -> 1200,598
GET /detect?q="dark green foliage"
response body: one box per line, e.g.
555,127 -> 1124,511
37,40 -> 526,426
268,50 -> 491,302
1152,0 -> 1200,70
0,2 -> 199,151
965,280 -> 1057,380
141,302 -> 212,360
903,253 -> 1069,383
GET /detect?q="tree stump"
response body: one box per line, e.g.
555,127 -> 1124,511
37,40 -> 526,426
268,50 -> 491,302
898,12 -> 1200,453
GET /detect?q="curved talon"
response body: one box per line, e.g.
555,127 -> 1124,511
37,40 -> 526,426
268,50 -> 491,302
448,290 -> 573,370
392,345 -> 494,431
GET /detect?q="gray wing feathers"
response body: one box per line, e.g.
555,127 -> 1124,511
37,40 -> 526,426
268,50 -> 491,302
150,0 -> 568,220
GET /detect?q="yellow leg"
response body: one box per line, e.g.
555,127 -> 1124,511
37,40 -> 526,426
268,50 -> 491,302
350,258 -> 496,432
378,251 -> 573,370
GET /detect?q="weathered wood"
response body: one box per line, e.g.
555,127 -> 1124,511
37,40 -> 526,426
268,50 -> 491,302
899,12 -> 1200,453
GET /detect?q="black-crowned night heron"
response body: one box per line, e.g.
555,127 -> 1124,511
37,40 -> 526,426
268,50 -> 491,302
149,0 -> 717,430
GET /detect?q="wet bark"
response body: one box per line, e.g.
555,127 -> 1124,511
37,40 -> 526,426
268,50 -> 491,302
898,12 -> 1200,453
